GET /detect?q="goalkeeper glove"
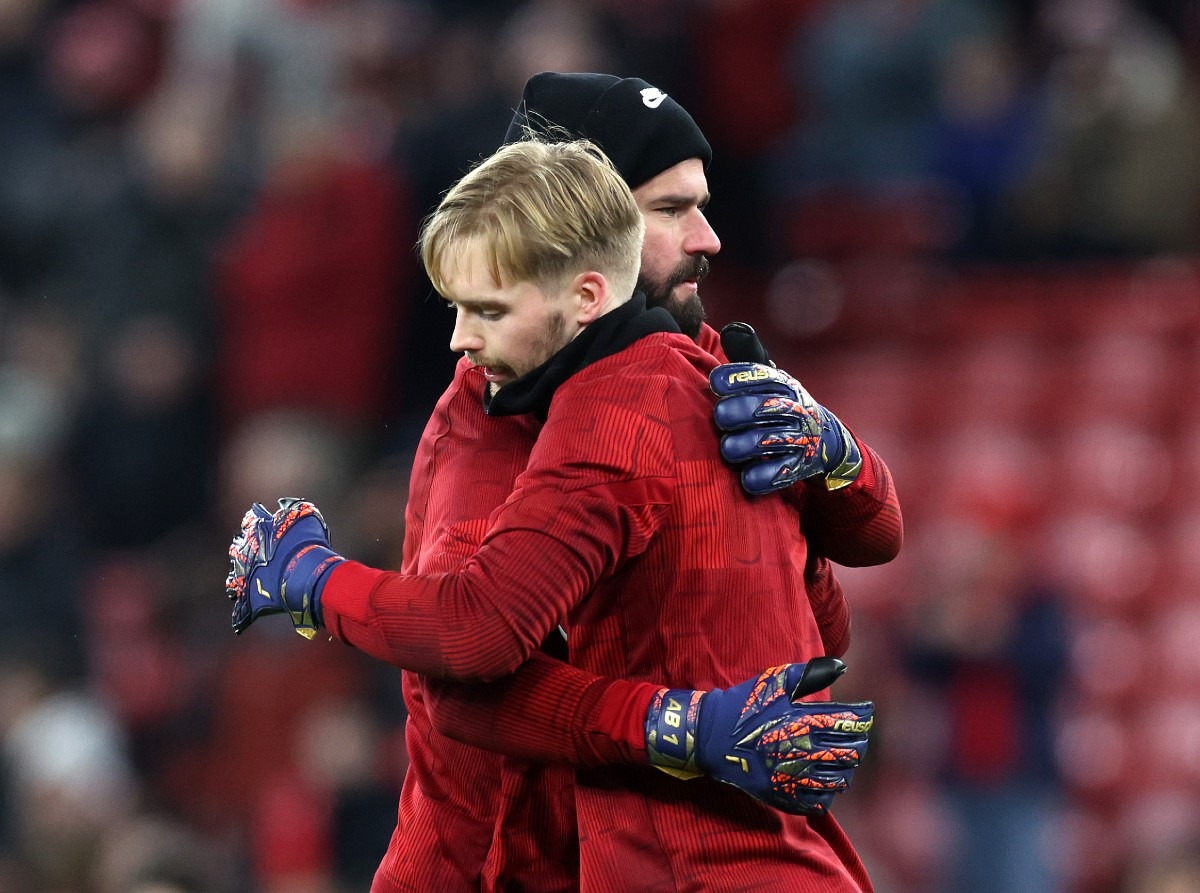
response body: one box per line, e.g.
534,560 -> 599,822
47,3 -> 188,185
712,322 -> 862,495
225,497 -> 345,638
645,658 -> 874,816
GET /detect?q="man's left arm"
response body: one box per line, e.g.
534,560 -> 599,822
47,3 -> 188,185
805,554 -> 851,658
795,437 -> 903,567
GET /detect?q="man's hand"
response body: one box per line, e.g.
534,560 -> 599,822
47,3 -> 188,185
225,497 -> 345,638
711,323 -> 862,495
645,658 -> 874,816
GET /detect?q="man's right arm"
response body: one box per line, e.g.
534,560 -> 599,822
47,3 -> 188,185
424,651 -> 651,766
806,554 -> 851,659
422,652 -> 873,817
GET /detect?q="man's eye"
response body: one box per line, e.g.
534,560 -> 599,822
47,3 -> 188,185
658,206 -> 679,218
479,310 -> 502,321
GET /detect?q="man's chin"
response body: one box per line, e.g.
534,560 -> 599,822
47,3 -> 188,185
669,292 -> 705,340
640,281 -> 705,339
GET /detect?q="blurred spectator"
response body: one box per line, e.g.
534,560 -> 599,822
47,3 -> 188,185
163,0 -> 412,438
193,638 -> 381,861
83,554 -> 220,819
70,314 -> 217,550
927,28 -> 1047,259
216,407 -> 359,526
1009,0 -> 1200,257
682,0 -> 815,272
250,695 -> 399,891
336,452 -> 412,572
0,0 -> 60,294
3,680 -> 139,890
892,490 -> 1070,893
0,323 -> 86,680
1120,844 -> 1200,893
92,814 -> 229,893
9,0 -> 167,320
779,0 -> 998,193
768,0 -> 1006,268
162,0 -> 345,182
211,153 -> 405,435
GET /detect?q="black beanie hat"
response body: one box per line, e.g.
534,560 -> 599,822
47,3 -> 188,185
503,72 -> 712,190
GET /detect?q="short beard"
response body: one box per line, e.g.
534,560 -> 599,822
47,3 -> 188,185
472,308 -> 569,395
638,255 -> 710,340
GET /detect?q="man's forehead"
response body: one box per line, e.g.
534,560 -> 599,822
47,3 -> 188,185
632,158 -> 709,203
439,236 -> 503,298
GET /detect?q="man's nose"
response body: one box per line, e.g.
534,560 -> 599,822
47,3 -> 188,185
685,209 -> 721,257
448,311 -> 483,354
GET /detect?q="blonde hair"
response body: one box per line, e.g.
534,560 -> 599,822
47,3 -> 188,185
419,139 -> 644,302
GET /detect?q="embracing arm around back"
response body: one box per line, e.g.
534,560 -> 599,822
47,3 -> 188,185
711,322 -> 902,567
421,651 -> 872,817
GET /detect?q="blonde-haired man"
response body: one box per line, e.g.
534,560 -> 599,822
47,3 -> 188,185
228,136 -> 875,891
420,138 -> 645,393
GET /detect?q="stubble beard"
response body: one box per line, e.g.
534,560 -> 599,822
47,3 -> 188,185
475,309 -> 570,396
639,255 -> 710,340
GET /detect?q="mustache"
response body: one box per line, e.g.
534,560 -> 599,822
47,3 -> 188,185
467,354 -> 504,372
670,255 -> 710,287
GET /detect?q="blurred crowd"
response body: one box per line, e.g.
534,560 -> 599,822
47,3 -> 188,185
4,0 -> 1200,892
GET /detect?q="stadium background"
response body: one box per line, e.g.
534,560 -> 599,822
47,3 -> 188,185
3,0 -> 1200,891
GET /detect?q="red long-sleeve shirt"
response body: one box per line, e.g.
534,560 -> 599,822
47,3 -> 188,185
323,328 -> 879,891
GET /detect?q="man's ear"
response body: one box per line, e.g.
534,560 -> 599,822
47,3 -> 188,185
571,271 -> 609,325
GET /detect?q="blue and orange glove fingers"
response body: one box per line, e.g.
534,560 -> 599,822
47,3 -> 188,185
645,660 -> 840,779
272,497 -> 327,544
226,502 -> 273,592
224,497 -> 343,638
226,505 -> 268,632
645,658 -> 874,816
227,502 -> 281,629
756,701 -> 874,814
754,668 -> 871,817
709,362 -> 863,494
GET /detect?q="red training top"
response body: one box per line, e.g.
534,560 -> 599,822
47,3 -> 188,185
325,328 -> 880,891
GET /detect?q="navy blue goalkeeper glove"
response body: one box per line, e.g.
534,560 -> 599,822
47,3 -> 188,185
645,658 -> 873,816
225,497 -> 345,638
712,322 -> 862,495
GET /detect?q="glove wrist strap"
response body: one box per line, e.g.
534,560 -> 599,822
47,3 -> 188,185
645,688 -> 704,780
823,415 -> 863,491
283,544 -> 344,639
